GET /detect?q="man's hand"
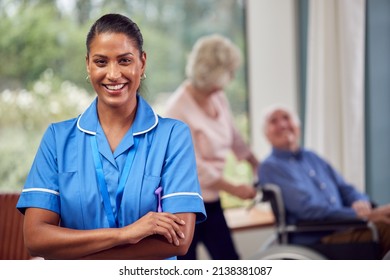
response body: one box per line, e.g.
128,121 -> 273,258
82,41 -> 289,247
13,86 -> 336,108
352,200 -> 372,218
367,205 -> 390,224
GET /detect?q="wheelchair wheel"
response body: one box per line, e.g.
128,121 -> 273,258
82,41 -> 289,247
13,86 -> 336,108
250,245 -> 327,260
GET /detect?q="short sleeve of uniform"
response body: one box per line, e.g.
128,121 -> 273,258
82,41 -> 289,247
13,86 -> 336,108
17,125 -> 60,214
160,121 -> 206,223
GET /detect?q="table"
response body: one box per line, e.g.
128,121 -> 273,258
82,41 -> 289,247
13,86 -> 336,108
224,203 -> 275,232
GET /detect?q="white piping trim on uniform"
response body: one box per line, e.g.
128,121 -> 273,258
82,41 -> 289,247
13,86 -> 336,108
77,114 -> 96,135
22,188 -> 60,196
76,103 -> 158,136
161,192 -> 203,200
133,109 -> 159,136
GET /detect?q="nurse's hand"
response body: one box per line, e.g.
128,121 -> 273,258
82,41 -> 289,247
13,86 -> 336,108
121,212 -> 186,246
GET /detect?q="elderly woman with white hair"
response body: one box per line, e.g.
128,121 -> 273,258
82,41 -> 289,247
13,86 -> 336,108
164,34 -> 259,260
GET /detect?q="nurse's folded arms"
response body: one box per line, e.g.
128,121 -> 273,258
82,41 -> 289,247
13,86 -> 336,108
16,13 -> 206,260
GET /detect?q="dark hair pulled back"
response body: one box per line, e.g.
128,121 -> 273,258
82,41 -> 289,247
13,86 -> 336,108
86,13 -> 144,57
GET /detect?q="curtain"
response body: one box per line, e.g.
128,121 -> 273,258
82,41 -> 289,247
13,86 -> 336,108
304,0 -> 366,191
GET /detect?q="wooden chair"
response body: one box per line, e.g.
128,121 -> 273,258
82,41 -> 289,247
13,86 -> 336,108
0,192 -> 31,260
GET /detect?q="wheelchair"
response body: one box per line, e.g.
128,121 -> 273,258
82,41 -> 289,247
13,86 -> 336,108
250,183 -> 382,260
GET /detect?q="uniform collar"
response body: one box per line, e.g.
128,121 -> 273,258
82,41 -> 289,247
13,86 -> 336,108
77,94 -> 159,136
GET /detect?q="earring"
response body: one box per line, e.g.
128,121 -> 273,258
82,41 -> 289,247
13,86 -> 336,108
141,73 -> 147,80
86,75 -> 90,83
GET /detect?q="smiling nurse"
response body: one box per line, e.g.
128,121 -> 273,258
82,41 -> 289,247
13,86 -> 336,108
16,13 -> 206,260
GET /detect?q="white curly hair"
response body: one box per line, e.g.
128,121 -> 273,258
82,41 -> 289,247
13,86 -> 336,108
185,34 -> 242,91
261,104 -> 301,133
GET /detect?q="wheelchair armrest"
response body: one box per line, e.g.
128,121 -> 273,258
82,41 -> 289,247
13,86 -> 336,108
293,218 -> 379,242
255,183 -> 380,243
296,217 -> 367,227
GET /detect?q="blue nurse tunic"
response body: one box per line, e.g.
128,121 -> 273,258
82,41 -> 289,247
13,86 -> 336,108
17,95 -> 206,232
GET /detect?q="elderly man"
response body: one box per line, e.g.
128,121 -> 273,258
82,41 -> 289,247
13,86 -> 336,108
258,104 -> 390,258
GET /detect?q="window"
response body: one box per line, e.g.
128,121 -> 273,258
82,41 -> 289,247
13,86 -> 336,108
0,0 -> 251,205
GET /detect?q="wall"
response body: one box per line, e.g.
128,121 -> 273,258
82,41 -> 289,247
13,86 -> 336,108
246,0 -> 300,158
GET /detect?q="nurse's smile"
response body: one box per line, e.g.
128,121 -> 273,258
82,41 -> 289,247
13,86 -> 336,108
18,13 -> 206,261
86,32 -> 146,110
103,83 -> 128,94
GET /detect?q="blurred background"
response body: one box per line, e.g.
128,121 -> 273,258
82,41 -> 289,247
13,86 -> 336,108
1,0 -> 390,209
0,0 -> 252,208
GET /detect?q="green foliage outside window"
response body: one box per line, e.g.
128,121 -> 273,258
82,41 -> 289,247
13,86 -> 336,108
0,0 -> 251,208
